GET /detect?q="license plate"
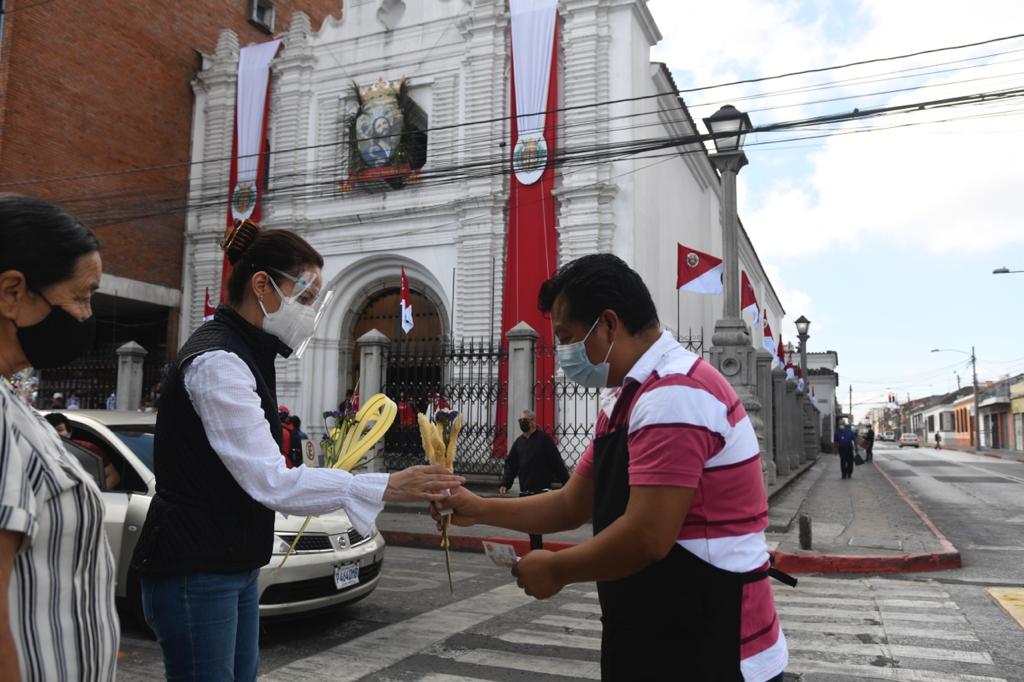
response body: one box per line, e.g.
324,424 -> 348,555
334,563 -> 360,590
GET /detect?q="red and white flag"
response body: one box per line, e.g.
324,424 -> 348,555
203,287 -> 217,322
676,244 -> 723,295
785,361 -> 795,381
776,331 -> 786,367
763,320 -> 776,357
399,267 -> 414,334
741,272 -> 759,324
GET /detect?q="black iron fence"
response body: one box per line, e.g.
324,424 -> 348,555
37,347 -> 118,409
381,338 -> 507,475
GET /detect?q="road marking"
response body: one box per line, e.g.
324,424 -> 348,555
779,621 -> 977,641
776,606 -> 966,623
786,637 -> 993,664
968,545 -> 1024,552
561,603 -> 603,615
788,658 -> 1007,682
986,587 -> 1024,629
774,595 -> 958,610
431,648 -> 601,680
500,628 -> 602,651
534,614 -> 604,632
260,583 -> 533,681
415,676 -> 493,682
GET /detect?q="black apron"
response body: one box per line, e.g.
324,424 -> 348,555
592,427 -> 794,681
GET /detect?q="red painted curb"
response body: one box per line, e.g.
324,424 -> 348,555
383,461 -> 962,575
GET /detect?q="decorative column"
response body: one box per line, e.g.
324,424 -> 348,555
787,380 -> 802,468
115,342 -> 148,411
772,365 -> 791,476
357,329 -> 390,473
756,350 -> 776,485
506,322 -> 539,453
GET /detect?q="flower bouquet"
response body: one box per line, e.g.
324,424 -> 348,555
417,409 -> 462,592
277,394 -> 397,568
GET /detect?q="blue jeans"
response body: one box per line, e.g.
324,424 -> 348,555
141,570 -> 260,681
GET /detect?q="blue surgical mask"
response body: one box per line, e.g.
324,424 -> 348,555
556,318 -> 614,388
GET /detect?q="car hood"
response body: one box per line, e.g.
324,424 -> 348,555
273,509 -> 353,535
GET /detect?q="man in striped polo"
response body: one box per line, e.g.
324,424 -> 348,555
437,254 -> 788,681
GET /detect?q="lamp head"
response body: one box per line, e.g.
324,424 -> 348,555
794,315 -> 811,337
993,267 -> 1010,274
703,104 -> 752,154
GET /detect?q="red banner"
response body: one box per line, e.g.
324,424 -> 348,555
497,24 -> 559,451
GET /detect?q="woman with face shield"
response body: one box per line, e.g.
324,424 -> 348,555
131,220 -> 464,681
0,194 -> 118,681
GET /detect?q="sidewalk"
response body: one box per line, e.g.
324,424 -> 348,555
377,453 -> 961,573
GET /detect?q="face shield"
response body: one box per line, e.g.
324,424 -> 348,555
262,268 -> 334,359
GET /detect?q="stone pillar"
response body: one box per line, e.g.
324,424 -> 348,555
772,367 -> 790,477
115,341 -> 148,411
506,322 -> 539,453
357,329 -> 390,473
802,394 -> 819,461
711,320 -> 766,473
756,351 -> 776,486
786,381 -> 801,468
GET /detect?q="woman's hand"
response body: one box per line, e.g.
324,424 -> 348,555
383,464 -> 465,503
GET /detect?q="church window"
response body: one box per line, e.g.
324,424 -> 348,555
250,0 -> 275,34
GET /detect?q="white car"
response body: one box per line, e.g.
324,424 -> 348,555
48,410 -> 385,619
898,433 -> 921,448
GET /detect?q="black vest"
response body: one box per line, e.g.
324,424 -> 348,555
131,306 -> 290,576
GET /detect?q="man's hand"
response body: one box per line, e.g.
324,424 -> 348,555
430,487 -> 488,528
498,486 -> 508,496
383,465 -> 465,503
512,549 -> 563,599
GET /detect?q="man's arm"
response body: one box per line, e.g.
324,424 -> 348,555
514,486 -> 694,598
499,441 -> 520,494
438,471 -> 593,534
0,530 -> 23,681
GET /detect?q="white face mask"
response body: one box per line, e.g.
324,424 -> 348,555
258,271 -> 332,358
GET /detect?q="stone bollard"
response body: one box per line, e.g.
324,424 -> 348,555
115,341 -> 148,411
799,513 -> 812,550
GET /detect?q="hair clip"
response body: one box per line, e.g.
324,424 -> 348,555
220,219 -> 260,253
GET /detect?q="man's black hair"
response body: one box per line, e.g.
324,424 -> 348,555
44,412 -> 71,430
538,254 -> 659,334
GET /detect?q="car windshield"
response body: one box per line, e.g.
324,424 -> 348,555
113,430 -> 155,473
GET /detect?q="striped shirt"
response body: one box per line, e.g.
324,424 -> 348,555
575,331 -> 787,682
0,377 -> 119,681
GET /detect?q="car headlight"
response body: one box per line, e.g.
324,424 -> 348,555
272,535 -> 291,555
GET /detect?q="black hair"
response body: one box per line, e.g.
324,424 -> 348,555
0,194 -> 100,290
538,254 -> 659,334
44,412 -> 71,430
222,220 -> 324,306
290,415 -> 301,429
345,389 -> 354,397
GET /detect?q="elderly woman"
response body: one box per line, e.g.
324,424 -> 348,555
0,194 -> 118,680
132,219 -> 463,681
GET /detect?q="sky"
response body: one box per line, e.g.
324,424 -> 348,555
647,0 -> 1024,421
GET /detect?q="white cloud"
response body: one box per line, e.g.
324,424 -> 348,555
649,0 -> 1024,259
762,263 -> 817,336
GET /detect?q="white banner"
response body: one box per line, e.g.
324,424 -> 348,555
510,0 -> 557,185
232,39 -> 282,220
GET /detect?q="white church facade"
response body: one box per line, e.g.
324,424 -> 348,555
181,0 -> 786,439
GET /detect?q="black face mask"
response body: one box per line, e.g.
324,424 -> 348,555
15,292 -> 96,369
518,419 -> 531,433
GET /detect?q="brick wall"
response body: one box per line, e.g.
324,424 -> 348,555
0,0 -> 340,290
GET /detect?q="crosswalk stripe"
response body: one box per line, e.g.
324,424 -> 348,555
795,576 -> 949,593
776,606 -> 966,623
775,595 -> 958,610
415,675 -> 493,682
786,637 -> 993,664
500,628 -> 602,651
780,621 -> 977,641
534,615 -> 604,632
789,658 -> 1007,682
562,603 -> 603,615
431,648 -> 601,680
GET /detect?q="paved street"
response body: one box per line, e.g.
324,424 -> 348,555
116,442 -> 1024,682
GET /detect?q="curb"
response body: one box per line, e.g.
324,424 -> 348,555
771,460 -> 961,574
383,460 -> 963,575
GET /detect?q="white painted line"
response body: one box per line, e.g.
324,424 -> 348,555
789,658 -> 1007,682
786,637 -> 993,664
260,583 -> 534,682
415,675 -> 494,682
432,648 -> 601,680
783,577 -> 950,598
779,621 -> 977,641
876,598 -> 959,609
500,628 -> 602,651
775,595 -> 958,610
562,602 -> 603,615
776,606 -> 966,623
534,615 -> 604,632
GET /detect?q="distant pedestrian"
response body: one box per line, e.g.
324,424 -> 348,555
0,193 -> 118,680
106,392 -> 116,410
287,415 -> 307,468
66,391 -> 80,409
834,422 -> 857,479
50,391 -> 65,409
864,426 -> 875,462
500,409 -> 570,550
935,432 -> 942,449
339,388 -> 356,415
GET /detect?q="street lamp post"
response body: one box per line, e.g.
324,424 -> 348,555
795,315 -> 810,379
931,347 -> 981,449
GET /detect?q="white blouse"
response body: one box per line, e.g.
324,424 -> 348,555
183,350 -> 389,535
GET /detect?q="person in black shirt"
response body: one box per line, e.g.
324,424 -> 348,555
500,409 -> 570,549
864,426 -> 875,461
